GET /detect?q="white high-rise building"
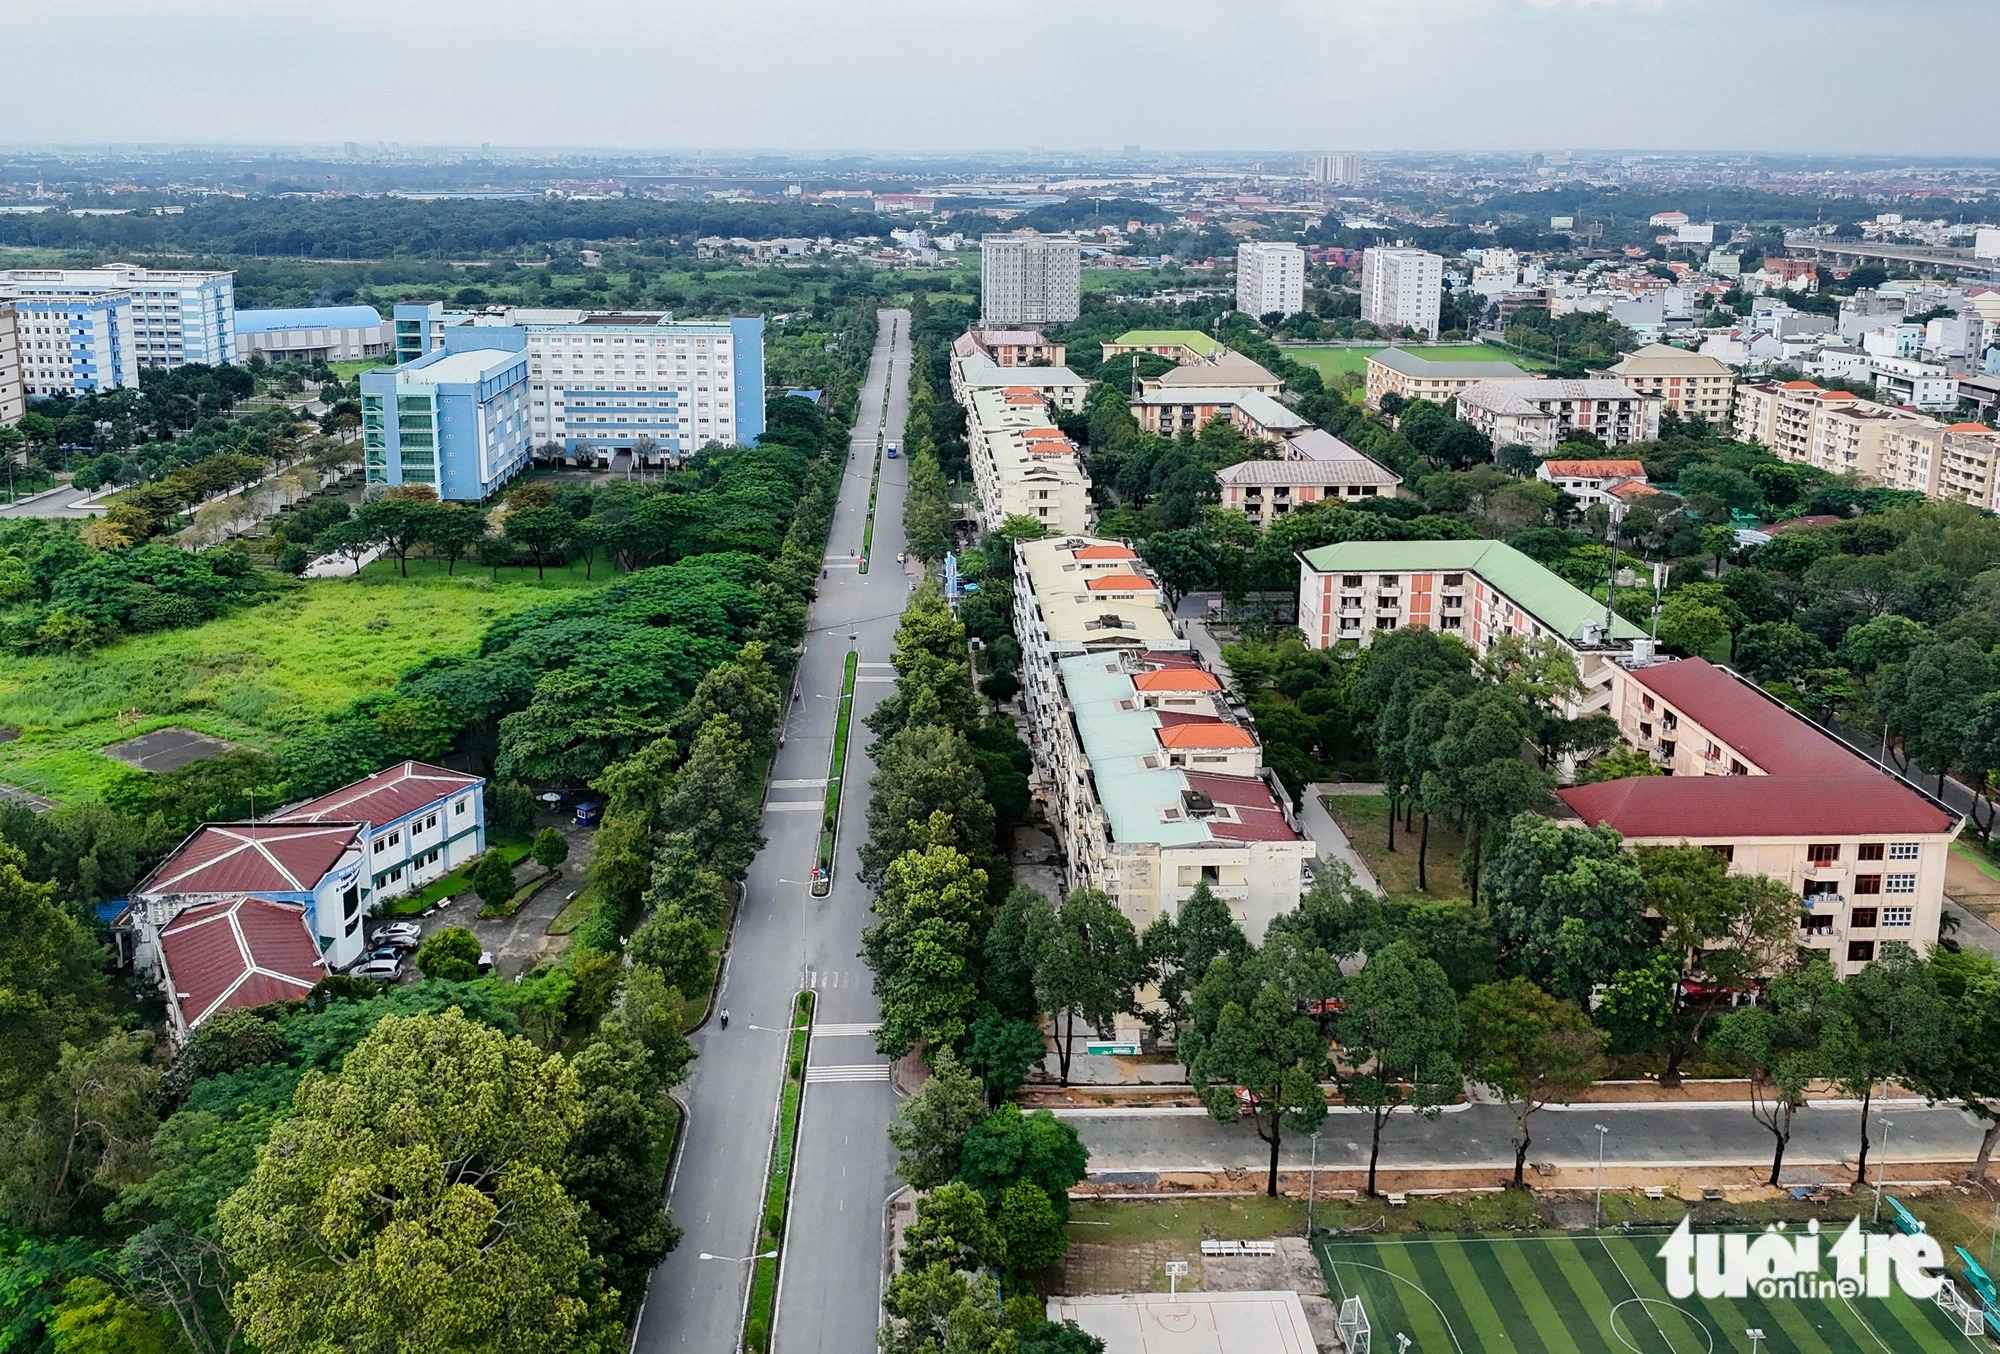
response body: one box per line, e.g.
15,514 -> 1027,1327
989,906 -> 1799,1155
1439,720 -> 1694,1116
1310,154 -> 1361,186
980,232 -> 1081,325
1360,247 -> 1444,341
1237,242 -> 1306,318
0,265 -> 235,369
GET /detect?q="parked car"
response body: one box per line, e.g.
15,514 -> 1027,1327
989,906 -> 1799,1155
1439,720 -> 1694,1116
375,921 -> 422,942
372,931 -> 420,952
574,801 -> 602,827
353,957 -> 403,982
364,945 -> 406,965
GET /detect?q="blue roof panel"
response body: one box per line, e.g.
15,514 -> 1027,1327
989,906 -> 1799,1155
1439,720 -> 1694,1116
233,305 -> 384,334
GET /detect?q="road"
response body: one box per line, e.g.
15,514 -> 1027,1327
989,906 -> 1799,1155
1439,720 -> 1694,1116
636,310 -> 911,1354
1064,1097 -> 1989,1175
0,484 -> 106,518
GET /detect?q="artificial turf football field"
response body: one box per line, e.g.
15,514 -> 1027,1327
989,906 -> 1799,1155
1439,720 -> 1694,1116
1317,1230 -> 1976,1354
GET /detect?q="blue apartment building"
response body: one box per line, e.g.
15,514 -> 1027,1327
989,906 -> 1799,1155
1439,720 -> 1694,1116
0,265 -> 234,370
360,334 -> 531,501
10,290 -> 139,397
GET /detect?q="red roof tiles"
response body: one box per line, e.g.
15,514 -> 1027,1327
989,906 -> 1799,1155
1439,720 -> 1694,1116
1622,659 -> 1863,777
1075,545 -> 1137,561
277,760 -> 481,829
141,822 -> 363,898
159,897 -> 324,1033
1559,775 -> 1954,840
1133,669 -> 1221,692
1085,573 -> 1154,592
1183,772 -> 1301,843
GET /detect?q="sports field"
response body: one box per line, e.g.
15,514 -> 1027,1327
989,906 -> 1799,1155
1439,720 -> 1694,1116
1318,1230 -> 1973,1354
1284,344 -> 1550,379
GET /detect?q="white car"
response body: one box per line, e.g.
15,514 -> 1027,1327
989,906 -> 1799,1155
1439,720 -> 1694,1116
353,957 -> 403,982
375,921 -> 422,941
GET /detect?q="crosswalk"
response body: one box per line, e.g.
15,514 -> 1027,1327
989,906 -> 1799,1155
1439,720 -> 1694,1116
804,1063 -> 892,1084
811,1022 -> 880,1038
804,968 -> 860,989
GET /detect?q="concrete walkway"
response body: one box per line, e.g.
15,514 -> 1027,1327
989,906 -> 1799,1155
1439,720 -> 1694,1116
1301,783 -> 1384,896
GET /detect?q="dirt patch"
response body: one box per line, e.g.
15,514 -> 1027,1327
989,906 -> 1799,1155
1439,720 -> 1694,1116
1947,844 -> 2000,927
102,727 -> 235,772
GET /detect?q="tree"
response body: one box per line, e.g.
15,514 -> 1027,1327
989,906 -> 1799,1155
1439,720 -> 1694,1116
1033,890 -> 1143,1087
962,1011 -> 1046,1107
1484,813 -> 1648,1003
1657,590 -> 1732,657
627,906 -> 712,995
888,1049 -> 988,1191
1939,971 -> 2000,1181
469,850 -> 518,912
955,1104 -> 1089,1222
1459,979 -> 1606,1188
1181,952 -> 1330,1198
1819,944 -> 1958,1184
531,826 -> 571,870
0,1030 -> 158,1234
899,1180 -> 1000,1275
218,1009 -> 589,1354
413,925 -> 482,982
660,715 -> 763,880
866,817 -> 989,1059
1635,845 -> 1798,1083
1575,747 -> 1662,784
1335,941 -> 1463,1198
1139,883 -> 1248,1030
48,1277 -> 173,1354
355,495 -> 437,577
1710,959 -> 1840,1186
422,503 -> 488,575
995,1180 -> 1067,1288
505,505 -> 575,579
0,843 -> 109,1106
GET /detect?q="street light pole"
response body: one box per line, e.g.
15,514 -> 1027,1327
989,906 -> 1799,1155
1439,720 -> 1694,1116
1307,1131 -> 1321,1238
1593,1124 -> 1610,1229
1873,1119 -> 1894,1225
698,1250 -> 778,1264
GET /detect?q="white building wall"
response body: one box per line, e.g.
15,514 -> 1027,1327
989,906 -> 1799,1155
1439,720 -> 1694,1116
525,321 -> 739,460
1360,248 -> 1443,340
1237,242 -> 1306,318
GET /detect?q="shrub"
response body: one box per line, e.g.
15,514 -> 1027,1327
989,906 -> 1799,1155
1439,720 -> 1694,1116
468,852 -> 517,912
531,826 -> 570,869
414,925 -> 482,982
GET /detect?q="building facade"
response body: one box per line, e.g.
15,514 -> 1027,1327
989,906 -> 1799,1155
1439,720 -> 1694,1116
1360,247 -> 1444,340
1237,242 -> 1306,318
1310,153 -> 1361,186
1129,387 -> 1312,441
949,333 -> 1091,413
1100,330 -> 1226,365
8,290 -> 139,396
1364,347 -> 1528,410
1454,379 -> 1662,452
980,232 -> 1081,325
966,386 -> 1092,534
275,760 -> 487,903
1216,455 -> 1401,523
526,315 -> 764,460
235,306 -> 390,363
0,265 -> 234,369
0,304 -> 22,427
1604,343 -> 1738,422
361,343 -> 531,501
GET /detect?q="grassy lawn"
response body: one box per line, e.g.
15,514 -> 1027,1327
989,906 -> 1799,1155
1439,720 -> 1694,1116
745,989 -> 814,1352
0,562 -> 614,802
1324,794 -> 1471,900
1284,343 -> 1552,381
384,841 -> 532,916
327,357 -> 395,380
546,882 -> 599,936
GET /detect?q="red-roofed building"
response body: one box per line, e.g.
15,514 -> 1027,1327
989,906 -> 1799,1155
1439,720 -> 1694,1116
158,897 -> 326,1040
1565,658 -> 1961,975
1536,458 -> 1651,516
132,820 -> 370,972
277,760 -> 486,903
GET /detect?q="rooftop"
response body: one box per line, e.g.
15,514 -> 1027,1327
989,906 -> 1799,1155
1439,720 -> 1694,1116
1621,659 -> 1869,778
1298,539 -> 1647,644
159,897 -> 325,1034
1217,456 -> 1401,487
1153,351 -> 1278,389
1018,537 -> 1179,649
1559,774 -> 1955,839
1105,329 -> 1226,360
1459,379 -> 1653,411
139,822 -> 364,899
1132,388 -> 1312,433
404,347 -> 522,385
233,305 -> 384,333
1608,343 -> 1737,377
276,761 -> 483,828
1283,428 -> 1370,462
1369,347 -> 1530,380
1542,459 -> 1647,479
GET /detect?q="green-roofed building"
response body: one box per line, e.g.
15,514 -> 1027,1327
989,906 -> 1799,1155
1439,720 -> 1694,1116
1102,330 -> 1227,366
1297,539 -> 1655,714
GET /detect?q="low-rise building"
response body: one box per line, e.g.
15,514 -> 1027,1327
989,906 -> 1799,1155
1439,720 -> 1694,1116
1216,454 -> 1401,523
1129,387 -> 1312,441
1140,349 -> 1283,395
966,386 -> 1092,534
1454,379 -> 1661,452
1562,657 -> 1958,977
1364,347 -> 1529,410
156,896 -> 328,1042
274,760 -> 487,902
235,305 -> 391,364
949,333 -> 1091,412
1536,458 -> 1649,510
961,329 -> 1066,367
1100,330 -> 1227,366
1604,343 -> 1738,422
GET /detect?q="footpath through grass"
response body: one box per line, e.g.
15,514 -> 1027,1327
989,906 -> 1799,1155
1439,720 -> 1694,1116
745,989 -> 814,1352
0,560 -> 613,802
1318,1228 -> 1968,1354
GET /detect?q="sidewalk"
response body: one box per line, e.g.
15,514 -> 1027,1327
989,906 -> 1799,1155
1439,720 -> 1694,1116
1301,783 -> 1384,896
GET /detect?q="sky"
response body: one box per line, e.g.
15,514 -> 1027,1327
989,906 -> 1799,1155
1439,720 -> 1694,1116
13,0 -> 2000,157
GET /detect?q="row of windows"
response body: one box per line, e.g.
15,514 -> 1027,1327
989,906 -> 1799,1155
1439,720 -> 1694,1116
1807,842 -> 1920,863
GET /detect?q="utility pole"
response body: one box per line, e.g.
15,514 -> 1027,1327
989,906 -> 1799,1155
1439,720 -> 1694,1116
1593,1124 -> 1609,1228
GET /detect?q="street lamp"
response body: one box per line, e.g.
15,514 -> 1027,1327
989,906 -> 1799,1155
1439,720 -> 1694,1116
1873,1119 -> 1894,1225
1307,1131 -> 1321,1238
699,1251 -> 778,1263
1593,1124 -> 1610,1229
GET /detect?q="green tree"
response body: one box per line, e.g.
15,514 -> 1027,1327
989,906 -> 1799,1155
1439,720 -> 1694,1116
1939,971 -> 2000,1181
627,906 -> 712,995
1575,747 -> 1662,784
674,641 -> 783,752
865,817 -> 989,1059
888,1049 -> 988,1191
0,843 -> 109,1106
1181,951 -> 1330,1198
0,1031 -> 158,1234
413,925 -> 482,982
994,1180 -> 1067,1288
218,1009 -> 589,1354
898,1180 -> 999,1275
504,505 -> 575,579
1711,959 -> 1841,1185
1819,944 -> 1958,1184
49,1277 -> 172,1354
660,715 -> 763,880
420,502 -> 488,575
531,826 -> 570,870
955,1104 -> 1089,1222
1335,941 -> 1463,1198
1032,890 -> 1143,1087
961,1011 -> 1046,1108
1484,813 -> 1648,1003
1139,883 -> 1248,1030
1459,979 -> 1606,1188
355,495 -> 437,578
469,850 -> 518,912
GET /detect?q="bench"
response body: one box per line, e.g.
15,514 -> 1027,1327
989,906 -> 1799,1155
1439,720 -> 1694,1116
1645,1187 -> 1667,1200
1199,1240 -> 1279,1257
1387,1192 -> 1408,1207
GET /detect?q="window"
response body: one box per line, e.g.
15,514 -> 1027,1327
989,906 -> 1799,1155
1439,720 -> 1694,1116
455,798 -> 468,816
1850,907 -> 1878,928
343,886 -> 361,919
1883,907 -> 1913,927
1847,941 -> 1876,963
1375,617 -> 1396,630
1885,873 -> 1917,894
1858,843 -> 1885,861
1853,874 -> 1882,895
1807,843 -> 1840,864
1442,573 -> 1463,586
1887,842 -> 1919,861
1704,845 -> 1734,862
1803,879 -> 1840,899
373,838 -> 387,854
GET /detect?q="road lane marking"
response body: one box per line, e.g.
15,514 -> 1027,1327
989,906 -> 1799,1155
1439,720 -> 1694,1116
771,778 -> 829,789
812,1023 -> 881,1037
804,1064 -> 892,1083
855,676 -> 897,684
762,801 -> 823,812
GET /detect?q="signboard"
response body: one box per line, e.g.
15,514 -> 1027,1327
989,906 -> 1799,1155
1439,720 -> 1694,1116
1085,1041 -> 1140,1056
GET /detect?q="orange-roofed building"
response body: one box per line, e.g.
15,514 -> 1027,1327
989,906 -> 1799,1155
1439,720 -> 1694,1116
1133,668 -> 1222,693
1074,544 -> 1136,561
1084,572 -> 1156,595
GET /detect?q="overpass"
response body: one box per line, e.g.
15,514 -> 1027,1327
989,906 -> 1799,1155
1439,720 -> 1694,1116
1783,231 -> 1999,276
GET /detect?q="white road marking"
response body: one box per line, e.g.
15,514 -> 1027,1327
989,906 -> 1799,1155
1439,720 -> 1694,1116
812,1023 -> 881,1037
805,1064 -> 893,1083
771,778 -> 830,789
763,801 -> 823,812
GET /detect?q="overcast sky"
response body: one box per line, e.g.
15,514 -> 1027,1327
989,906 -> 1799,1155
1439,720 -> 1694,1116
14,0 -> 1997,157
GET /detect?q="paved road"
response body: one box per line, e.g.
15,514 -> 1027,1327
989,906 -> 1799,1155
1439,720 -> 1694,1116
1063,1098 -> 1990,1175
0,485 -> 105,518
636,311 -> 910,1354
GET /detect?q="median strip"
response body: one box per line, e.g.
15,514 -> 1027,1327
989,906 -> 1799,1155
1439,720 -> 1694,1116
812,650 -> 858,898
743,988 -> 814,1353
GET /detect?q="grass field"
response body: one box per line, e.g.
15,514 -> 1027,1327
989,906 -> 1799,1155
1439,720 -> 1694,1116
0,558 -> 613,801
1324,794 -> 1472,901
327,357 -> 395,379
1318,1230 -> 1970,1354
1284,344 -> 1552,380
